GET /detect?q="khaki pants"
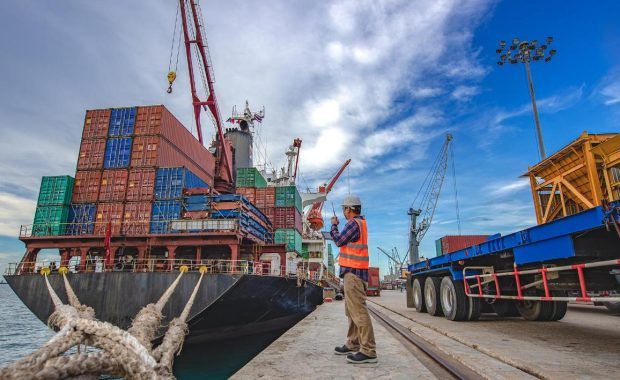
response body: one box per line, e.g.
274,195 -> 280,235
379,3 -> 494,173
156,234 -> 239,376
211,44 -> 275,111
344,272 -> 377,357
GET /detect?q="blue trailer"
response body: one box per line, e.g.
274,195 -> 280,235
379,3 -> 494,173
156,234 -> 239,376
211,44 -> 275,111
406,201 -> 620,321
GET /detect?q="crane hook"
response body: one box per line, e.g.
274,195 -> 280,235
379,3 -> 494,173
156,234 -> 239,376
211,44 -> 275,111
166,71 -> 177,94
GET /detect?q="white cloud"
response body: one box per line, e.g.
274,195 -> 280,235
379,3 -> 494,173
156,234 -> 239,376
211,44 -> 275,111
600,75 -> 620,106
451,85 -> 480,101
0,192 -> 36,237
488,179 -> 530,197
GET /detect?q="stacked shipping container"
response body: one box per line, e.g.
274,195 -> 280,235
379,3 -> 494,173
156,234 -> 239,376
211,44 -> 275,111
33,176 -> 74,236
64,105 -> 219,236
434,235 -> 489,256
236,168 -> 302,253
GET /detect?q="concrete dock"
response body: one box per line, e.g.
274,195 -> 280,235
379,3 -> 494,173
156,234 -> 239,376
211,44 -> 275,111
231,299 -> 436,379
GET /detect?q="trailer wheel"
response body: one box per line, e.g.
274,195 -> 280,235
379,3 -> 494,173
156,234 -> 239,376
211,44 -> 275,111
516,300 -> 555,321
491,300 -> 520,317
549,301 -> 568,321
468,296 -> 481,321
440,277 -> 468,321
424,277 -> 443,316
412,278 -> 426,313
603,302 -> 620,314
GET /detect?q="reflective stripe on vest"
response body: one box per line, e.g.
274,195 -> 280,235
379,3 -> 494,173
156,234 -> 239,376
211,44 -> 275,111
338,217 -> 369,270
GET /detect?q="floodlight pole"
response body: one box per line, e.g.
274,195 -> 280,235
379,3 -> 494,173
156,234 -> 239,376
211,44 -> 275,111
522,50 -> 546,159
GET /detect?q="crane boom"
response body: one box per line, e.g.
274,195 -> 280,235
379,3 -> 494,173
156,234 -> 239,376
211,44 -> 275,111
409,134 -> 453,264
178,0 -> 233,190
305,159 -> 351,231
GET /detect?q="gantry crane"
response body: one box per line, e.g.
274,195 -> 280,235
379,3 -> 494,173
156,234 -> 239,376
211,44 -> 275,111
377,246 -> 407,277
168,0 -> 234,193
408,134 -> 455,264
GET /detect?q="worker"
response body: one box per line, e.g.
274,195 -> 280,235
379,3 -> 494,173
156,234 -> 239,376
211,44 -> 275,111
331,194 -> 377,364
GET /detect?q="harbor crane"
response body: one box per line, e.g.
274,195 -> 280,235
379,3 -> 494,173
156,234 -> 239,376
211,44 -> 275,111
167,0 -> 234,192
305,159 -> 352,232
377,246 -> 407,277
408,134 -> 458,264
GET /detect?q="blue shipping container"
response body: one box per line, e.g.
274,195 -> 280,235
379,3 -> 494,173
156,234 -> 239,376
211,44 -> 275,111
104,137 -> 132,168
155,167 -> 207,200
67,203 -> 96,235
108,107 -> 136,137
150,200 -> 183,233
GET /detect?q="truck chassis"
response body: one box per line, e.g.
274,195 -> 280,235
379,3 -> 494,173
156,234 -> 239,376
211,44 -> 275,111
407,201 -> 620,321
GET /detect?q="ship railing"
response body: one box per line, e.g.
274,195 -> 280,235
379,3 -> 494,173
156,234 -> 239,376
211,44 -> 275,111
5,259 -> 290,278
18,220 -> 244,238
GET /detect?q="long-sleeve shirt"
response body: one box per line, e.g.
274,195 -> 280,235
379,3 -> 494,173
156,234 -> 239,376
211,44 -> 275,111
331,216 -> 368,282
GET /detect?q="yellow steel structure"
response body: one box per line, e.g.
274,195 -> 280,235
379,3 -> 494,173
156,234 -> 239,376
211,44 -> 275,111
591,134 -> 620,202
525,132 -> 619,224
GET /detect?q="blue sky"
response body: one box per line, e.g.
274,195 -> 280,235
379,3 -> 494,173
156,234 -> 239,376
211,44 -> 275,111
0,0 -> 619,276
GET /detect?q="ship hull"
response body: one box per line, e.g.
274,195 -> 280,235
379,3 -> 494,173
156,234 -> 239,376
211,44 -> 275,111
4,272 -> 323,342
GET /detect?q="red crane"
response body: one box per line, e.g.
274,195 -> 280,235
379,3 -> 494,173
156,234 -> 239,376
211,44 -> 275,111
307,159 -> 351,230
175,0 -> 233,192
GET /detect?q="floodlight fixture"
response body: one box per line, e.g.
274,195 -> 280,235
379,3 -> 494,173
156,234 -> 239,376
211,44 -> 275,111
495,36 -> 557,160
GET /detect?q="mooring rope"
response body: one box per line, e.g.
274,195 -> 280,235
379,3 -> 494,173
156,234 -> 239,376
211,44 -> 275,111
0,265 -> 207,380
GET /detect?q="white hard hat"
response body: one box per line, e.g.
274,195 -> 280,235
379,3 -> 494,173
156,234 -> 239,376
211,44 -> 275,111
342,194 -> 362,207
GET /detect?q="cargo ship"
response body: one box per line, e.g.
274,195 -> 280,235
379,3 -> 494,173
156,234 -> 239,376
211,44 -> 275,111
3,1 -> 342,344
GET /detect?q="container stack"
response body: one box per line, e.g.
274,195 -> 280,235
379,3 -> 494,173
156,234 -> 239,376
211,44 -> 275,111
236,167 -> 302,254
33,176 -> 74,236
64,105 -> 217,236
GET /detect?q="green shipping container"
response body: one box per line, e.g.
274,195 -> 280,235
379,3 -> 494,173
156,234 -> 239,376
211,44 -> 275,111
37,176 -> 74,206
275,228 -> 302,253
301,243 -> 309,259
275,185 -> 302,213
33,205 -> 70,236
236,167 -> 267,188
435,238 -> 443,257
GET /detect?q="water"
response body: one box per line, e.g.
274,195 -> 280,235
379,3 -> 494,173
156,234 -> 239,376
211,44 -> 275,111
0,284 -> 284,378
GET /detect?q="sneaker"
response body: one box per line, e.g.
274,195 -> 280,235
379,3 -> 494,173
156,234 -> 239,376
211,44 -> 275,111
334,345 -> 356,355
346,351 -> 378,364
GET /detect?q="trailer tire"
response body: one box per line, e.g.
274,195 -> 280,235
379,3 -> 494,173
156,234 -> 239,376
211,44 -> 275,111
549,301 -> 568,321
468,296 -> 482,321
424,277 -> 443,317
491,300 -> 520,317
412,278 -> 426,313
440,277 -> 467,321
603,302 -> 620,314
516,300 -> 555,321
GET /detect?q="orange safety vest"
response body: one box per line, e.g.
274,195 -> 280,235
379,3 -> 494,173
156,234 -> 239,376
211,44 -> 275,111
338,217 -> 369,269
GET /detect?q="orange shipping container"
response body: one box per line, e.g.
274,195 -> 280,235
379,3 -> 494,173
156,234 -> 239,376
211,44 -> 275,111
98,169 -> 129,202
126,168 -> 156,201
76,139 -> 107,170
122,202 -> 151,235
236,187 -> 256,204
72,171 -> 102,203
81,109 -> 111,140
255,187 -> 275,209
440,235 -> 489,254
94,203 -> 124,235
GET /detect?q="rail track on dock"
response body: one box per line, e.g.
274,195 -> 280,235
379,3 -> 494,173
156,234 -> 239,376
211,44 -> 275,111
367,301 -> 542,380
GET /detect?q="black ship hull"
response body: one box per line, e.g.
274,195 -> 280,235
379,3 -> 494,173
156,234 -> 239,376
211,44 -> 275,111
4,272 -> 323,343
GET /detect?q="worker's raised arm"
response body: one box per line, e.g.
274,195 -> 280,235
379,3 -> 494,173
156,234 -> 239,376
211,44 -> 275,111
330,218 -> 360,247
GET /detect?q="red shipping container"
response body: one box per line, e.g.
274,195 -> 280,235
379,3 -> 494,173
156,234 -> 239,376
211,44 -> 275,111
98,169 -> 129,202
255,187 -> 275,208
81,109 -> 111,140
76,139 -> 107,170
262,207 -> 276,225
441,235 -> 489,254
131,135 -> 214,186
94,203 -> 125,235
72,171 -> 102,203
274,207 -> 302,232
131,105 -> 217,185
126,168 -> 156,201
236,187 -> 256,204
367,267 -> 380,296
122,202 -> 152,235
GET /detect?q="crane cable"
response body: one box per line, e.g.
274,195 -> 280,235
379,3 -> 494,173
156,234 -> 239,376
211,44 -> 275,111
167,2 -> 181,94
